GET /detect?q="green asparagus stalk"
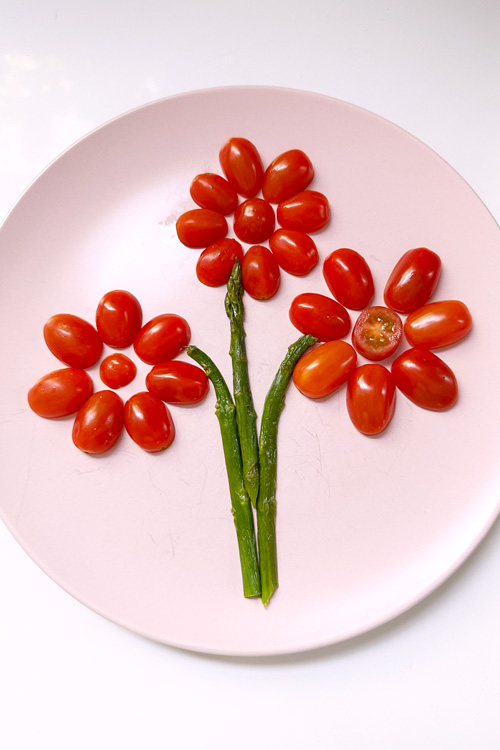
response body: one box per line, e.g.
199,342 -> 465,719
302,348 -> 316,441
186,344 -> 261,598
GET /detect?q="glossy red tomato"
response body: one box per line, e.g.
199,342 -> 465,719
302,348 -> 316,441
276,190 -> 330,233
289,292 -> 351,341
323,248 -> 374,310
269,228 -> 319,276
124,392 -> 175,452
391,348 -> 458,411
96,289 -> 143,348
196,238 -> 244,287
292,340 -> 357,399
43,313 -> 103,369
262,149 -> 314,203
134,314 -> 191,365
346,364 -> 396,436
72,390 -> 124,454
233,198 -> 275,244
404,300 -> 472,349
176,208 -> 228,249
241,245 -> 281,300
146,361 -> 209,404
219,137 -> 263,198
352,306 -> 403,361
384,247 -> 441,314
99,353 -> 137,389
28,368 -> 94,418
189,173 -> 238,215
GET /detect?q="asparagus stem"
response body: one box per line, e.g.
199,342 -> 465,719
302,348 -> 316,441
187,344 -> 261,598
225,259 -> 260,507
257,334 -> 317,607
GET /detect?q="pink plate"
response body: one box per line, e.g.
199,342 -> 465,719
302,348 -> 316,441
1,86 -> 500,656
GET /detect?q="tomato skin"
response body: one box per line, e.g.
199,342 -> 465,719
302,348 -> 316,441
346,364 -> 396,436
72,390 -> 124,454
219,137 -> 263,198
293,340 -> 357,399
96,290 -> 143,348
28,368 -> 94,418
323,248 -> 374,310
134,314 -> 191,365
196,238 -> 244,287
124,392 -> 175,452
233,198 -> 275,244
276,190 -> 330,233
404,300 -> 472,349
189,173 -> 238,215
146,361 -> 209,405
391,348 -> 458,411
269,228 -> 319,276
262,149 -> 314,203
176,209 -> 228,249
289,292 -> 351,341
241,245 -> 281,300
384,247 -> 441,314
352,306 -> 403,362
99,353 -> 137,389
43,313 -> 103,369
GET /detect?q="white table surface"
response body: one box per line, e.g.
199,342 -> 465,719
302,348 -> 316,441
1,1 -> 499,747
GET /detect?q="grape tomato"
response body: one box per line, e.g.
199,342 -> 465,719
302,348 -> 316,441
196,238 -> 243,287
43,313 -> 103,369
384,247 -> 441,314
146,361 -> 209,405
176,208 -> 228,249
404,300 -> 472,349
293,340 -> 357,399
124,392 -> 176,452
72,390 -> 124,454
352,306 -> 403,361
28,368 -> 94,418
323,248 -> 374,310
276,190 -> 330,233
241,245 -> 281,300
134,314 -> 191,365
289,292 -> 351,341
233,198 -> 275,245
269,228 -> 319,276
262,149 -> 314,203
219,137 -> 263,198
391,348 -> 458,411
96,289 -> 143,348
346,364 -> 396,436
189,173 -> 238,215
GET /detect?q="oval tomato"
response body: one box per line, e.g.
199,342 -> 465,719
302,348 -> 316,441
43,313 -> 103,369
134,314 -> 191,365
289,292 -> 350,341
262,149 -> 314,203
28,368 -> 94,418
276,190 -> 330,233
323,248 -> 374,310
346,364 -> 396,436
404,300 -> 472,349
189,173 -> 238,215
292,340 -> 357,399
352,306 -> 403,361
176,208 -> 228,249
96,289 -> 143,348
269,228 -> 319,276
391,348 -> 458,411
219,137 -> 263,198
146,361 -> 209,404
384,247 -> 441,314
72,390 -> 124,454
233,198 -> 275,244
241,245 -> 281,300
99,353 -> 137,389
196,238 -> 244,287
124,392 -> 175,452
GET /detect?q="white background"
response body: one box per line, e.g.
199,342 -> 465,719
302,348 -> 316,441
1,1 -> 500,747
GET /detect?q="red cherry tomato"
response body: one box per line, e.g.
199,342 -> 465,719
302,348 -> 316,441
176,209 -> 228,249
99,353 -> 137,389
146,361 -> 209,405
269,229 -> 319,276
404,300 -> 472,349
292,340 -> 357,399
384,247 -> 441,314
219,137 -> 263,198
189,173 -> 238,215
96,290 -> 143,348
134,314 -> 191,365
391,348 -> 458,411
196,238 -> 244,287
233,198 -> 275,244
323,248 -> 374,310
241,245 -> 281,300
28,368 -> 94,418
276,190 -> 330,233
124,392 -> 175,452
43,313 -> 103,369
289,292 -> 351,341
262,149 -> 314,203
352,306 -> 403,361
346,364 -> 396,436
72,390 -> 124,454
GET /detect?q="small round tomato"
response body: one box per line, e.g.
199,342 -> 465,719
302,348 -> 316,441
28,368 -> 94,418
269,229 -> 319,276
292,340 -> 357,399
346,364 -> 396,436
241,245 -> 281,300
134,314 -> 191,365
276,190 -> 330,233
72,390 -> 124,454
43,313 -> 103,369
352,306 -> 403,361
323,248 -> 374,310
233,198 -> 275,244
96,290 -> 143,348
262,149 -> 314,203
404,300 -> 472,349
391,348 -> 458,411
176,209 -> 228,249
289,292 -> 351,341
146,361 -> 209,404
124,392 -> 175,452
219,137 -> 263,198
189,173 -> 238,215
384,247 -> 441,314
196,238 -> 244,287
99,353 -> 137,389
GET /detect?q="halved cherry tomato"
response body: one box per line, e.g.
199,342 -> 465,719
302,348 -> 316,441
262,149 -> 314,203
323,248 -> 374,310
134,314 -> 191,365
269,228 -> 319,276
346,364 -> 396,436
96,290 -> 143,348
384,247 -> 441,314
124,392 -> 175,452
241,245 -> 281,300
276,190 -> 330,233
43,313 -> 103,369
28,368 -> 94,418
391,348 -> 458,411
146,361 -> 209,404
176,209 -> 228,249
196,238 -> 244,287
352,306 -> 403,361
72,390 -> 124,454
289,292 -> 351,341
233,198 -> 275,244
189,173 -> 238,215
404,300 -> 472,349
293,340 -> 357,399
219,137 -> 263,198
99,353 -> 137,389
